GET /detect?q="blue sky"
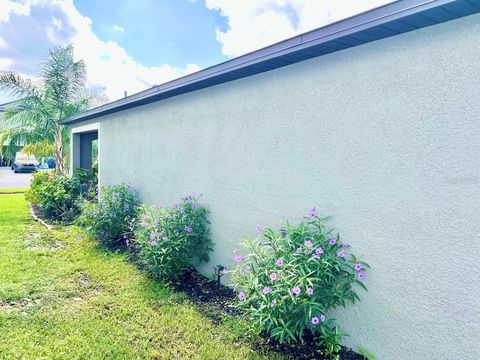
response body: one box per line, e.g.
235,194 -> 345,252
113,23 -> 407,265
73,0 -> 228,68
0,0 -> 392,103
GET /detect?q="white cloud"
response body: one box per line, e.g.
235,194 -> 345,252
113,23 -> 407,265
0,57 -> 13,68
205,0 -> 394,57
51,16 -> 63,30
113,24 -> 124,33
0,0 -> 202,101
0,36 -> 7,49
0,0 -> 32,23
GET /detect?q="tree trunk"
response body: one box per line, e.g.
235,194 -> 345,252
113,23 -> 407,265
55,124 -> 64,175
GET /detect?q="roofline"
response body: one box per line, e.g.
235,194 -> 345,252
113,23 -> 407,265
61,0 -> 479,125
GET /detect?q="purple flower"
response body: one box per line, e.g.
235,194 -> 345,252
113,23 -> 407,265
256,226 -> 264,233
262,287 -> 270,295
311,316 -> 319,325
151,239 -> 158,246
238,292 -> 246,301
124,204 -> 129,210
184,226 -> 193,233
320,314 -> 326,322
312,254 -> 320,259
337,250 -> 346,258
358,272 -> 366,281
304,249 -> 310,254
354,263 -> 362,271
315,247 -> 324,255
306,287 -> 314,296
150,232 -> 160,241
304,240 -> 313,248
163,236 -> 169,241
140,221 -> 147,227
292,287 -> 301,295
235,255 -> 245,263
269,272 -> 278,281
275,258 -> 284,267
329,238 -> 337,245
125,239 -> 130,247
341,243 -> 349,248
280,228 -> 287,237
76,236 -> 83,241
309,207 -> 316,219
244,266 -> 251,273
295,248 -> 301,253
271,299 -> 276,306
165,214 -> 172,219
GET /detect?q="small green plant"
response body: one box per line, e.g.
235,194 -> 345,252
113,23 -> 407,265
231,207 -> 369,350
358,346 -> 376,360
26,171 -> 81,222
79,185 -> 139,248
73,164 -> 98,201
132,196 -> 212,281
321,325 -> 346,359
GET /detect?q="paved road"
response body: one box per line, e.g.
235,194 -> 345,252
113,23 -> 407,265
0,166 -> 33,188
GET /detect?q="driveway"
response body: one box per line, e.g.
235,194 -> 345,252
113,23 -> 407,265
0,166 -> 33,189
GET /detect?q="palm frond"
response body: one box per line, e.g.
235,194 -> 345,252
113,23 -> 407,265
41,45 -> 87,108
2,106 -> 56,140
0,71 -> 40,100
22,140 -> 55,158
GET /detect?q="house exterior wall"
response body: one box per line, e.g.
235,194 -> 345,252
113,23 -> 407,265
70,13 -> 480,360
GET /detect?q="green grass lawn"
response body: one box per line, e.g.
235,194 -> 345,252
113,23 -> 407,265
0,188 -> 28,194
0,194 -> 277,360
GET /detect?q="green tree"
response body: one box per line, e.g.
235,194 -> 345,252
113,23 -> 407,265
0,45 -> 106,174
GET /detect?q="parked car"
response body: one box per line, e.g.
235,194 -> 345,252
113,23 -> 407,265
11,152 -> 39,173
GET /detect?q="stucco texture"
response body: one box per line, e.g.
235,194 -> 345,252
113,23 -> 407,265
72,13 -> 480,360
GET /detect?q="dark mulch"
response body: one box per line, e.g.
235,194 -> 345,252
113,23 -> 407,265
30,204 -> 55,230
173,268 -> 239,322
173,268 -> 365,360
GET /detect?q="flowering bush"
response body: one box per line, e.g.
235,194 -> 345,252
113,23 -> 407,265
231,208 -> 368,351
132,196 -> 212,281
26,171 -> 81,222
79,185 -> 139,248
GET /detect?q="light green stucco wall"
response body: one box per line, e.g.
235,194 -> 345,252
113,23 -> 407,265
71,13 -> 480,360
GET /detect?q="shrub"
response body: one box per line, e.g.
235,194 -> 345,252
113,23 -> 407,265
132,196 -> 212,281
231,208 -> 368,352
79,185 -> 139,248
26,171 -> 81,222
73,164 -> 98,201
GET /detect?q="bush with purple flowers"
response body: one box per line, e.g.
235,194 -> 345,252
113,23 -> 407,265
132,196 -> 212,281
231,208 -> 369,354
79,185 -> 139,248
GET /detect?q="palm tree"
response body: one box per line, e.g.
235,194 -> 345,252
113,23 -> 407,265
0,45 -> 106,175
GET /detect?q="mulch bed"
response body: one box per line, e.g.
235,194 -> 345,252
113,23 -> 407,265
29,204 -> 55,230
173,268 -> 365,360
